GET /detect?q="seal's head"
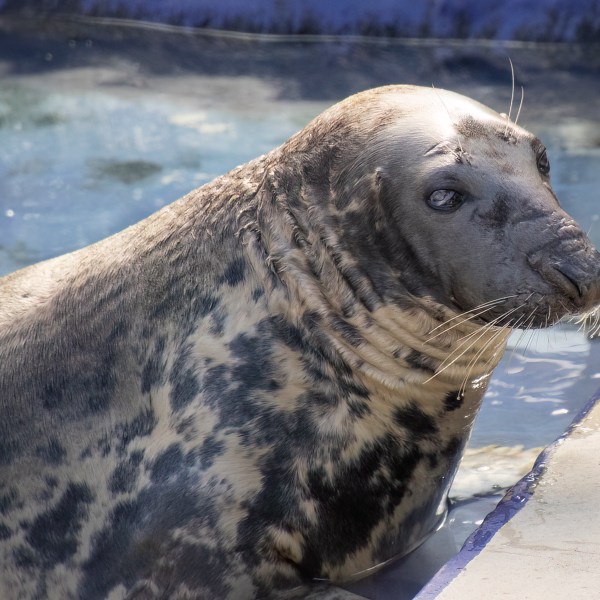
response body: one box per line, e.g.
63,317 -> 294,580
287,85 -> 600,328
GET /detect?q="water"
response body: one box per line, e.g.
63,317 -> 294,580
1,18 -> 599,599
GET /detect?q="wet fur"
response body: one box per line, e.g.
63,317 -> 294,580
1,85 -> 599,600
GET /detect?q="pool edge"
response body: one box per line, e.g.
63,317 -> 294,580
414,382 -> 600,599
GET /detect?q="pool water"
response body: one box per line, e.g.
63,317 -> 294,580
1,19 -> 599,599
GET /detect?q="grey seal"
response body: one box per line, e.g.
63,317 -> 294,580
1,85 -> 599,600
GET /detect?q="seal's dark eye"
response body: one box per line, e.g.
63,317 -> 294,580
427,189 -> 464,212
537,150 -> 550,175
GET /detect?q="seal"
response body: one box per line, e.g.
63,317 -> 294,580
1,85 -> 599,600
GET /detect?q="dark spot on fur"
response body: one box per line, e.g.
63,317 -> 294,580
0,440 -> 20,465
0,488 -> 20,515
427,453 -> 439,469
299,311 -> 356,380
116,409 -> 157,453
219,258 -> 246,286
149,261 -> 221,324
204,359 -> 285,448
81,500 -> 146,598
444,390 -> 465,412
14,546 -> 36,569
189,294 -> 220,324
80,472 -> 221,599
229,329 -> 283,393
329,315 -> 364,347
150,444 -> 184,484
405,350 -> 435,374
141,335 -> 167,394
209,309 -> 226,336
45,476 -> 59,489
348,398 -> 371,417
252,288 -> 264,302
197,436 -> 226,470
169,343 -> 200,411
0,523 -> 12,540
269,315 -> 307,352
24,482 -> 94,568
35,438 -> 67,465
394,403 -> 438,439
456,115 -> 488,139
307,390 -> 339,408
153,541 -> 232,598
240,433 -> 423,577
478,193 -> 511,229
109,450 -> 144,494
443,436 -> 463,458
170,369 -> 200,411
176,415 -> 195,437
97,436 -> 112,457
497,130 -> 518,144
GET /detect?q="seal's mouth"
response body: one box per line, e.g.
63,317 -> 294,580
470,287 -> 600,331
450,293 -> 563,330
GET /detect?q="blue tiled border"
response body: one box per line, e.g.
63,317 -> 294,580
415,384 -> 600,599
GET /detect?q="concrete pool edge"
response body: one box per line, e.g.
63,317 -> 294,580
415,382 -> 600,599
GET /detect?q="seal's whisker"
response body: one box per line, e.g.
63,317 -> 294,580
431,83 -> 464,154
459,326 -> 501,386
519,309 -> 540,358
514,85 -> 525,126
448,302 -> 523,347
504,57 -> 516,137
426,295 -> 516,336
467,297 -> 532,354
503,312 -> 532,370
425,301 -> 527,383
469,309 -> 528,378
424,298 -> 512,342
436,310 -> 508,358
487,313 -> 529,375
592,314 -> 600,338
424,305 -> 522,384
459,323 -> 511,395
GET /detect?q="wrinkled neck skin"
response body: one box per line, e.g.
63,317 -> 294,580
238,148 -> 511,579
250,145 -> 510,401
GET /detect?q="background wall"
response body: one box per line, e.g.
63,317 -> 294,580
1,0 -> 599,42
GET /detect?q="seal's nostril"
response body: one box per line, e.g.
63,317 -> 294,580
554,265 -> 583,299
552,260 -> 600,310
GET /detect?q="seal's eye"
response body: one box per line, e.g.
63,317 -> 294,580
537,149 -> 550,175
427,189 -> 464,212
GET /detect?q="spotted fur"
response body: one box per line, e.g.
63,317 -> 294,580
1,85 -> 599,600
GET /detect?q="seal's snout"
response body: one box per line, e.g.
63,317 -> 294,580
555,252 -> 600,307
553,258 -> 600,308
529,248 -> 600,313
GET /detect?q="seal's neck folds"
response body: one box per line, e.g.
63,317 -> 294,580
245,160 -> 510,406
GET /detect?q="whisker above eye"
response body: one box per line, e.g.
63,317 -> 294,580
504,57 -> 516,137
515,85 -> 525,126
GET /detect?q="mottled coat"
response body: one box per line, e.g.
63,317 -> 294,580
1,86 -> 599,599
